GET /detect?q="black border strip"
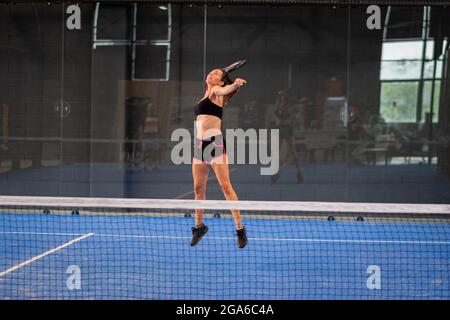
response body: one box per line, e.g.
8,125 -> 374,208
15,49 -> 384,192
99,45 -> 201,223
4,1 -> 450,7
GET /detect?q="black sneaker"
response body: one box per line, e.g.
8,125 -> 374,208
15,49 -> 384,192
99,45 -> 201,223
236,226 -> 248,249
190,223 -> 208,247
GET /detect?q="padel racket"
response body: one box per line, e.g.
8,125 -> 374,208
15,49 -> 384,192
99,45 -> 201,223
223,59 -> 247,73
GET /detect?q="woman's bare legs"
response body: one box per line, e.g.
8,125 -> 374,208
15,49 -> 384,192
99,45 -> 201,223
210,155 -> 243,230
192,159 -> 209,226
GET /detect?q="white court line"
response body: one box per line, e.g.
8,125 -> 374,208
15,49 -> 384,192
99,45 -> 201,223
175,191 -> 196,200
0,231 -> 86,237
175,167 -> 237,199
99,235 -> 450,245
0,233 -> 94,278
2,231 -> 449,246
249,237 -> 450,245
94,234 -> 450,245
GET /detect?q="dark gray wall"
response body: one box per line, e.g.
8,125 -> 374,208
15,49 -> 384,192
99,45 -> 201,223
0,3 -> 93,169
0,4 -> 385,166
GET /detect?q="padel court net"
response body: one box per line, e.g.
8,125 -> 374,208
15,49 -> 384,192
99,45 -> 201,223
0,196 -> 449,300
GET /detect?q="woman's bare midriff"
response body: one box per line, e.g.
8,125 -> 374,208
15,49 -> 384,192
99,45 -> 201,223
195,115 -> 222,140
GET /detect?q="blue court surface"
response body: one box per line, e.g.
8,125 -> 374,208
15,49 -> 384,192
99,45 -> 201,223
1,212 -> 449,300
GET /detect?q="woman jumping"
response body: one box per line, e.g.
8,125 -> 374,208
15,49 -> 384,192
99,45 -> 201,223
191,67 -> 248,249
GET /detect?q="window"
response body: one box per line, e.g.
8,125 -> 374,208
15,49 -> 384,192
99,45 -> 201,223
380,7 -> 446,123
93,3 -> 172,81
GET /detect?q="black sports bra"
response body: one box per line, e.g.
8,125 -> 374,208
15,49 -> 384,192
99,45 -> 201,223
195,97 -> 223,120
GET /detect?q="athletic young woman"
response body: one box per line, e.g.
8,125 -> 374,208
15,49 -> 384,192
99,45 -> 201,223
191,68 -> 248,249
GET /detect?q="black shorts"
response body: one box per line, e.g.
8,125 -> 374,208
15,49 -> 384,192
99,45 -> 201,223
193,134 -> 227,164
